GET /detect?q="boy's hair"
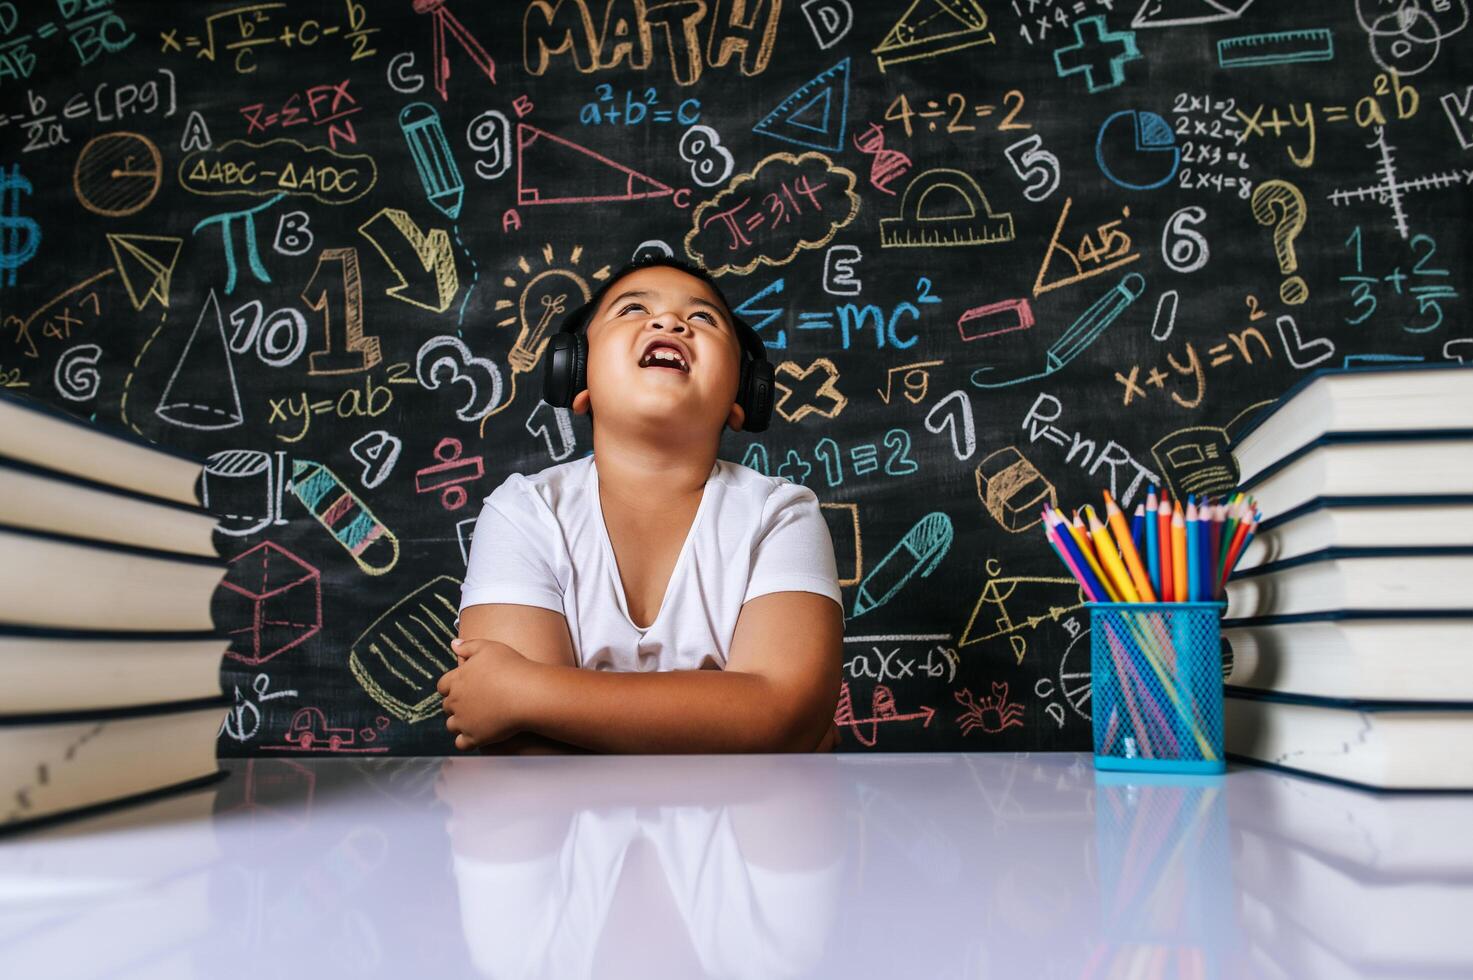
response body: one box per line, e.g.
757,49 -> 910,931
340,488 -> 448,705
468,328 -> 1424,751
569,254 -> 743,431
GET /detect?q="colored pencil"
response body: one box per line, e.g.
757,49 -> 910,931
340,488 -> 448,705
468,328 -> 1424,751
1220,510 -> 1260,596
1102,706 -> 1121,757
1207,499 -> 1223,595
1105,491 -> 1157,603
1218,513 -> 1255,596
1145,487 -> 1160,597
1185,497 -> 1200,602
1043,519 -> 1075,581
1075,508 -> 1124,603
1158,498 -> 1174,602
1066,509 -> 1119,601
1086,504 -> 1141,604
1045,508 -> 1110,602
1171,503 -> 1187,602
1218,493 -> 1245,570
1102,619 -> 1157,759
1236,511 -> 1260,569
1108,610 -> 1215,759
1046,520 -> 1100,602
1201,503 -> 1215,602
1104,619 -> 1182,757
1131,503 -> 1145,558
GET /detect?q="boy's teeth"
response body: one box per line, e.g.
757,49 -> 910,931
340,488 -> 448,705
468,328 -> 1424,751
644,348 -> 686,369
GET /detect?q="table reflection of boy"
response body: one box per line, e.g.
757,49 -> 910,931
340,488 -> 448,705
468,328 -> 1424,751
436,754 -> 846,979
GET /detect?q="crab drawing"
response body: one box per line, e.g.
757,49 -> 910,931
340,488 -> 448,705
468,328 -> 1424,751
954,681 -> 1025,735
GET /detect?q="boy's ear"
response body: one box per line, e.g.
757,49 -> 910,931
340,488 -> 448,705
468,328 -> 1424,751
727,402 -> 746,432
572,390 -> 591,415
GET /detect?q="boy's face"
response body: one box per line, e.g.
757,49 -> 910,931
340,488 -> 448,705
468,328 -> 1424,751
571,265 -> 747,436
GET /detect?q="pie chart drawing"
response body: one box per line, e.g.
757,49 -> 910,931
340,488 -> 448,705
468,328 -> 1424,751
1095,110 -> 1181,190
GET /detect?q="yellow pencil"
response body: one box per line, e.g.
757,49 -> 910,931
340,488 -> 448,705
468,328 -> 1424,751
1085,505 -> 1140,603
1067,510 -> 1120,601
1103,490 -> 1157,602
1171,503 -> 1188,602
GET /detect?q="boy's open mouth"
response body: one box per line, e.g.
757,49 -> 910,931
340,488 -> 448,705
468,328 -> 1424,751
638,340 -> 689,373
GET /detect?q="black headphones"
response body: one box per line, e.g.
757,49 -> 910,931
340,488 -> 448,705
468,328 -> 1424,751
541,295 -> 775,433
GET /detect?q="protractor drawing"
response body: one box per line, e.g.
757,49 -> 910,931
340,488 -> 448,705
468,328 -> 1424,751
879,169 -> 1014,248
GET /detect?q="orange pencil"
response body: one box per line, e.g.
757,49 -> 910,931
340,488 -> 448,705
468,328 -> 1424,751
1085,504 -> 1140,603
1103,490 -> 1157,602
1066,509 -> 1120,601
1171,502 -> 1188,602
1158,498 -> 1174,602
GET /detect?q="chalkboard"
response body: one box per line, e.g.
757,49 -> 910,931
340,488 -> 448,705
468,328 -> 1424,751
2,1 -> 1469,755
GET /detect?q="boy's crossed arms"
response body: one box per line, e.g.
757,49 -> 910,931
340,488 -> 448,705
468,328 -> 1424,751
439,594 -> 843,754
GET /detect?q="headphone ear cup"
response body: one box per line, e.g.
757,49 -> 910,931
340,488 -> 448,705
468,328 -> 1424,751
572,332 -> 588,402
542,332 -> 589,408
741,358 -> 774,433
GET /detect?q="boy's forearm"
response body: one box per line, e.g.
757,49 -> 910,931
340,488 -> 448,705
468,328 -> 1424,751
480,731 -> 590,755
514,662 -> 813,754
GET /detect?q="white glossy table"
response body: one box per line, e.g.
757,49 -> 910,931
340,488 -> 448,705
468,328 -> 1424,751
3,753 -> 1471,978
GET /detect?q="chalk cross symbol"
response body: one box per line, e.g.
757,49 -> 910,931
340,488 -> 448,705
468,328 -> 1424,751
1053,16 -> 1140,94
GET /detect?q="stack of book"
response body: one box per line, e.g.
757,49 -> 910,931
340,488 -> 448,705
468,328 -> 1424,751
1219,364 -> 1473,790
0,388 -> 230,835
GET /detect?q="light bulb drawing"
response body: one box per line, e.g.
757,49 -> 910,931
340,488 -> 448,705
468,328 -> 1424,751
478,243 -> 610,436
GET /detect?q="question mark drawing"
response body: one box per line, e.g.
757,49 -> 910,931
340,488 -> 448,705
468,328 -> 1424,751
1250,179 -> 1309,305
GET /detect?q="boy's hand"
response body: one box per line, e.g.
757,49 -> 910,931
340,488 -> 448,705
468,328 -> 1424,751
437,638 -> 535,751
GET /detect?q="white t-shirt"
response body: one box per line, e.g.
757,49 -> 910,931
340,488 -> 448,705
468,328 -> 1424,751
457,454 -> 843,671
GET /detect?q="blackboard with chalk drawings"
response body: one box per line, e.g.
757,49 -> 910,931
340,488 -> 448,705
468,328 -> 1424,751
1,0 -> 1469,754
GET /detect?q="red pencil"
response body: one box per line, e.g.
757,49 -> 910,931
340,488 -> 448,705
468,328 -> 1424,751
1218,514 -> 1256,596
1158,497 -> 1174,602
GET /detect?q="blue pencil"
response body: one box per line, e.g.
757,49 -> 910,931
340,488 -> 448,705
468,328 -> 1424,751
1144,487 -> 1160,598
1131,503 -> 1145,560
1045,508 -> 1112,602
1185,496 -> 1199,602
1200,500 -> 1215,603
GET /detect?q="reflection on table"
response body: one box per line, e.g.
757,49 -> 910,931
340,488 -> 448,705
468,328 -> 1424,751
0,753 -> 1469,979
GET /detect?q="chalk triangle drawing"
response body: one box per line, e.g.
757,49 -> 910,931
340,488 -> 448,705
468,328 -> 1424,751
1130,0 -> 1255,29
107,233 -> 183,310
789,90 -> 832,132
156,290 -> 244,430
752,58 -> 850,151
1031,197 -> 1140,297
516,123 -> 673,205
872,0 -> 994,72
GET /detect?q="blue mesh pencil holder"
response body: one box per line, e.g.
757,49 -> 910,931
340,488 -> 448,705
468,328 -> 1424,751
1090,602 -> 1226,774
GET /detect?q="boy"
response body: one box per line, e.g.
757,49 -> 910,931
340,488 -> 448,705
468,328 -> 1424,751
439,255 -> 844,754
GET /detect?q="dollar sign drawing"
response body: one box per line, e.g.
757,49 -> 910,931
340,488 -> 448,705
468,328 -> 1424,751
0,164 -> 41,289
